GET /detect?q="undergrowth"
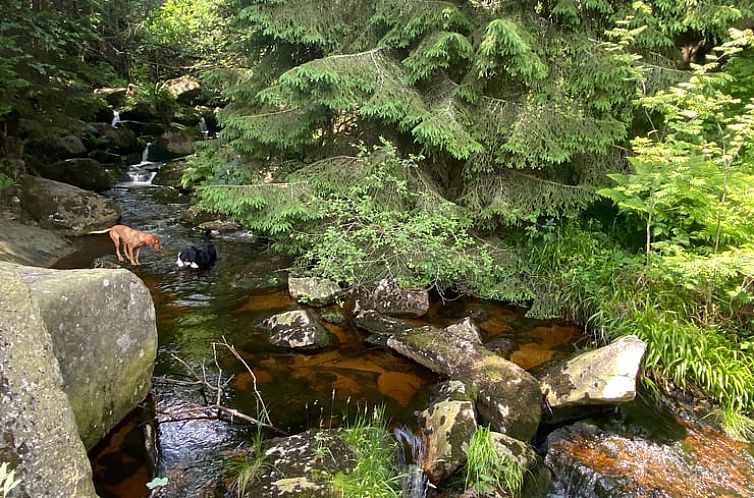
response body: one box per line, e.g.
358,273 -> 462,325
464,426 -> 523,497
519,225 -> 754,417
332,405 -> 404,498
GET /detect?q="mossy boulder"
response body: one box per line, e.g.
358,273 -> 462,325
36,158 -> 112,192
152,158 -> 188,188
263,309 -> 336,351
0,266 -> 99,498
421,381 -> 478,482
288,276 -> 342,306
10,264 -> 158,450
354,278 -> 430,317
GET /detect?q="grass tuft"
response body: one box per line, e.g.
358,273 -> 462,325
464,426 -> 523,497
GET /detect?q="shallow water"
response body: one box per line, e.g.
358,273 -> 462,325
56,185 -> 583,497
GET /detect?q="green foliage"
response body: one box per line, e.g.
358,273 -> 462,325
0,462 -> 20,498
599,29 -> 754,258
515,225 -> 754,412
464,426 -> 524,497
142,0 -> 229,58
196,140 -> 505,294
226,432 -> 268,498
332,405 -> 404,498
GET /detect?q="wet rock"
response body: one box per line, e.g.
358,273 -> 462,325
420,381 -> 477,482
288,276 -> 342,306
353,309 -> 417,339
545,421 -> 754,498
539,335 -> 646,410
0,220 -> 74,267
120,101 -> 162,122
488,431 -> 549,497
486,337 -> 516,358
387,318 -> 542,441
263,309 -> 336,351
151,127 -> 199,161
257,428 -> 365,498
152,158 -> 188,188
10,263 -> 158,449
151,389 -> 244,498
164,74 -> 202,103
86,122 -> 139,154
0,267 -> 99,498
472,353 -> 542,442
354,278 -> 429,318
20,174 -> 121,234
36,158 -> 112,192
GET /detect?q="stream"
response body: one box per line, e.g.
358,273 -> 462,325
53,180 -> 583,498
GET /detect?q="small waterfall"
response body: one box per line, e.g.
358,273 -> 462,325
199,117 -> 209,140
118,142 -> 159,187
394,426 -> 430,498
111,110 -> 121,128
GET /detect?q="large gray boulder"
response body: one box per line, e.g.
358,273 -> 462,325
0,220 -> 74,267
164,74 -> 202,103
20,174 -> 120,234
0,267 -> 99,498
539,335 -> 646,410
8,263 -> 158,450
150,127 -> 199,161
36,158 -> 112,192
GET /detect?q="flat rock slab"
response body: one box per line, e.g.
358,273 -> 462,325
0,220 -> 74,267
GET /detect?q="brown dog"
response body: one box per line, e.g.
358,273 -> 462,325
89,224 -> 163,266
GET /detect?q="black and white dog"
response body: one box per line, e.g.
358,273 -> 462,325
176,230 -> 217,269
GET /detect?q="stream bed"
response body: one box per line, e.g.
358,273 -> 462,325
54,183 -> 584,498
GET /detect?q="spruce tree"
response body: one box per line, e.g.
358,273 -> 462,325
190,0 -> 753,291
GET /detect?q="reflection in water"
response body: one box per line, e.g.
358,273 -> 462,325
64,186 -> 583,498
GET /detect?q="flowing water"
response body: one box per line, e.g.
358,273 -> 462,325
54,183 -> 585,497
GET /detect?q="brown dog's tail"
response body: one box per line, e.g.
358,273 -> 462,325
88,228 -> 113,235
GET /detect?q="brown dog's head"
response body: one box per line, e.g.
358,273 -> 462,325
147,235 -> 163,251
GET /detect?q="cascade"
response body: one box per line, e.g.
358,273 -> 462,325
199,117 -> 209,139
142,143 -> 151,163
394,426 -> 430,498
111,110 -> 121,128
118,142 -> 159,186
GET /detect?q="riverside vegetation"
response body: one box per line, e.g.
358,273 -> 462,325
1,0 -> 754,491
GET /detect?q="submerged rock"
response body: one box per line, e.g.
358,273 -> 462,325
539,335 -> 646,410
288,276 -> 342,306
263,309 -> 336,351
545,421 -> 754,498
0,267 -> 99,498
